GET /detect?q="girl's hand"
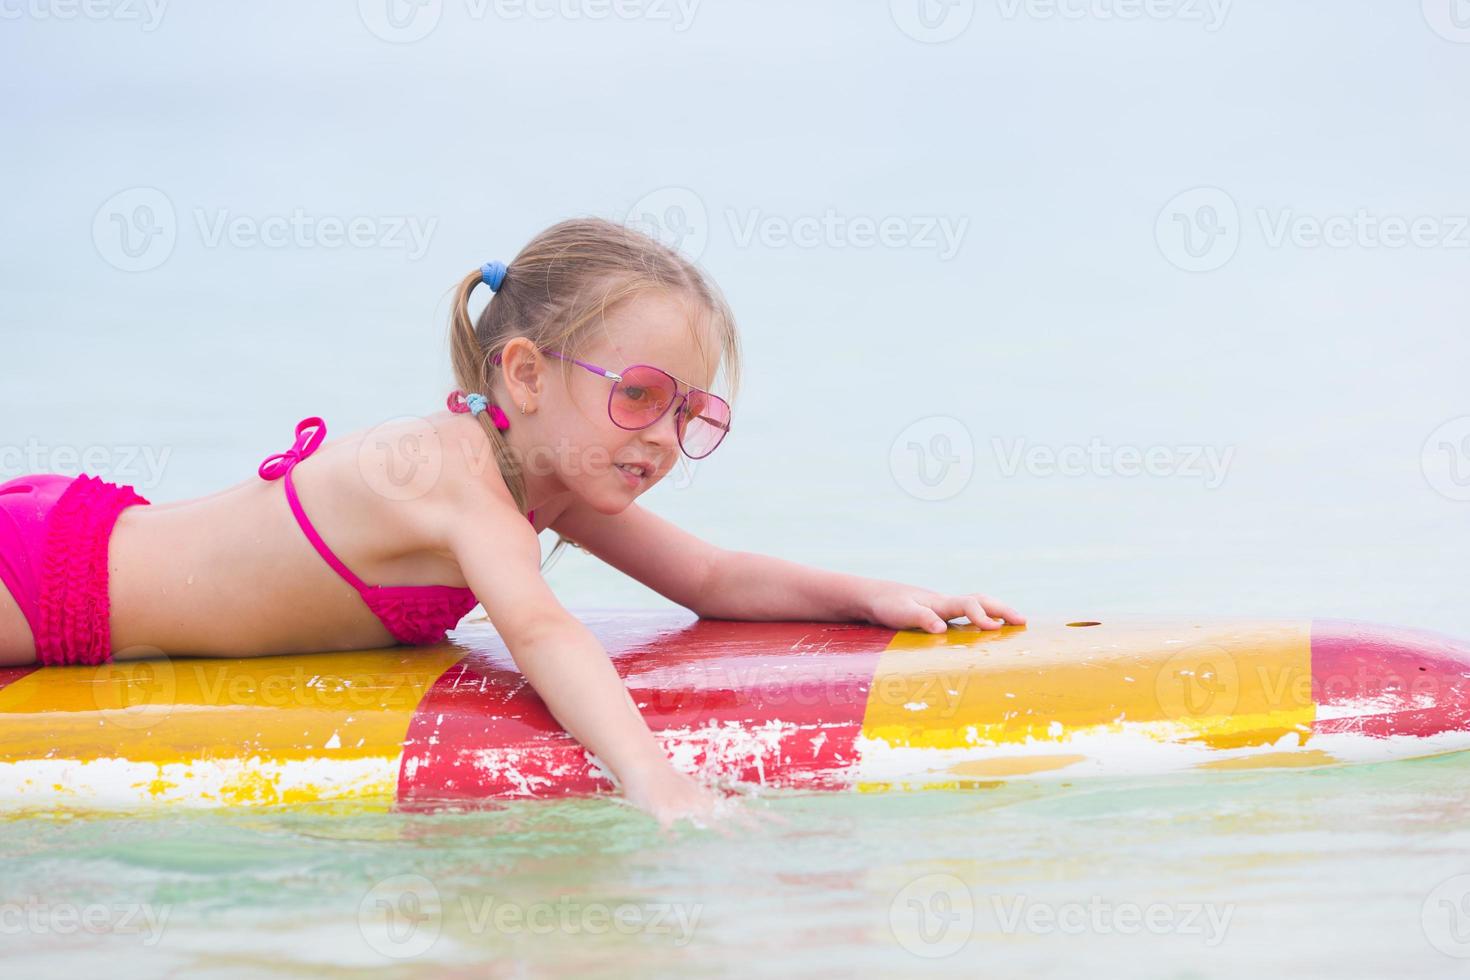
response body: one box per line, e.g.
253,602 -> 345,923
620,763 -> 786,836
621,763 -> 726,830
860,584 -> 1026,634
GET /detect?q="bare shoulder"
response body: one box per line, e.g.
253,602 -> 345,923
344,410 -> 521,551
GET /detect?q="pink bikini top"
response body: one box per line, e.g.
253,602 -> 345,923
258,417 -> 534,647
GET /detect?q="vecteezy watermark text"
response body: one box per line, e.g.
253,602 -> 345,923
193,209 -> 435,258
357,874 -> 702,959
0,0 -> 167,30
726,209 -> 969,260
624,187 -> 971,262
1,440 -> 171,489
357,0 -> 700,43
990,894 -> 1234,944
92,187 -> 438,272
0,898 -> 171,946
996,0 -> 1231,30
992,437 -> 1234,488
888,0 -> 1230,43
1157,186 -> 1470,272
888,874 -> 1235,958
888,420 -> 1233,502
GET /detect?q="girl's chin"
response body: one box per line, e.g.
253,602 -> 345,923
579,485 -> 636,516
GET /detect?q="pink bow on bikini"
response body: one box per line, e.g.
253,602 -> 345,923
258,417 -> 327,480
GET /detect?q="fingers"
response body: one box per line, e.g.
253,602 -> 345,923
974,593 -> 1026,626
924,594 -> 1000,631
959,595 -> 1003,630
917,593 -> 1026,631
912,599 -> 948,634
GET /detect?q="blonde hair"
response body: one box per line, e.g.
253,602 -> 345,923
448,217 -> 741,571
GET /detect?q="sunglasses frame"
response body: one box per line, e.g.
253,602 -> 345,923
495,346 -> 732,459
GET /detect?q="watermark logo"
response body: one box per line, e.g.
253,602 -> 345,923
458,894 -> 702,942
92,187 -> 438,271
626,186 -> 710,261
889,873 -> 974,957
1154,643 -> 1239,721
626,187 -> 971,262
890,416 -> 975,502
1422,416 -> 1470,502
1158,187 -> 1470,272
357,416 -> 445,502
359,873 -> 443,959
93,187 -> 177,273
1156,186 -> 1239,273
90,649 -> 178,732
889,0 -> 975,43
1422,0 -> 1470,43
358,874 -> 702,955
359,0 -> 699,42
358,0 -> 443,43
1423,874 -> 1470,957
888,878 -> 1235,954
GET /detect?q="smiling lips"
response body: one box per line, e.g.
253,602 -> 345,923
614,461 -> 652,487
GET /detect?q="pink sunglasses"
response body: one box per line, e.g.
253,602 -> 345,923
493,348 -> 732,459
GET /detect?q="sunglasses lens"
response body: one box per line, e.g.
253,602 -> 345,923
610,366 -> 678,428
609,365 -> 731,458
677,390 -> 732,458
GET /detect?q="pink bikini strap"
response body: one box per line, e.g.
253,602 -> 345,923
258,417 -> 370,595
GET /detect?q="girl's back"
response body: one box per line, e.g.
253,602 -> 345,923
5,413 -> 524,663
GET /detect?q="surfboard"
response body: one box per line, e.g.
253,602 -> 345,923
2,612 -> 1466,810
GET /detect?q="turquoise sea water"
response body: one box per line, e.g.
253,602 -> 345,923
8,752 -> 1470,977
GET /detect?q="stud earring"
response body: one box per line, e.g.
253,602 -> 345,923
521,401 -> 528,415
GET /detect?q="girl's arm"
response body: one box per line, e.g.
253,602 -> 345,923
550,502 -> 1026,634
445,506 -> 719,827
697,552 -> 1025,634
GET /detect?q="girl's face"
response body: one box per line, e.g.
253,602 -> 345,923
514,289 -> 721,514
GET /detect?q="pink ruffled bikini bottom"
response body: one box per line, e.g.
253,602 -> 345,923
0,473 -> 151,666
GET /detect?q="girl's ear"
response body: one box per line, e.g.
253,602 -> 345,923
498,337 -> 544,404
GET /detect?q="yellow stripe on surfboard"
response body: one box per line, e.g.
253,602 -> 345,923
856,621 -> 1316,789
0,648 -> 462,807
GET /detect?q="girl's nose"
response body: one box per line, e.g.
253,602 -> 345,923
642,399 -> 682,452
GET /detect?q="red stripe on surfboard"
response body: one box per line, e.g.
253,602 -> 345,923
0,666 -> 37,693
397,611 -> 894,807
1311,619 -> 1470,739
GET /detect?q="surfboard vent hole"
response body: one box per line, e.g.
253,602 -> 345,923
1067,621 -> 1102,628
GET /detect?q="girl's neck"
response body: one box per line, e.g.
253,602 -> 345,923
501,424 -> 573,518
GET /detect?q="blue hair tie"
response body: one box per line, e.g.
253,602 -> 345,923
480,261 -> 507,292
465,392 -> 489,416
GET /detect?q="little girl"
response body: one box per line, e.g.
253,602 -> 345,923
0,218 -> 1024,826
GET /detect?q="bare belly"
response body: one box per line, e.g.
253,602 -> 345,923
0,577 -> 36,666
